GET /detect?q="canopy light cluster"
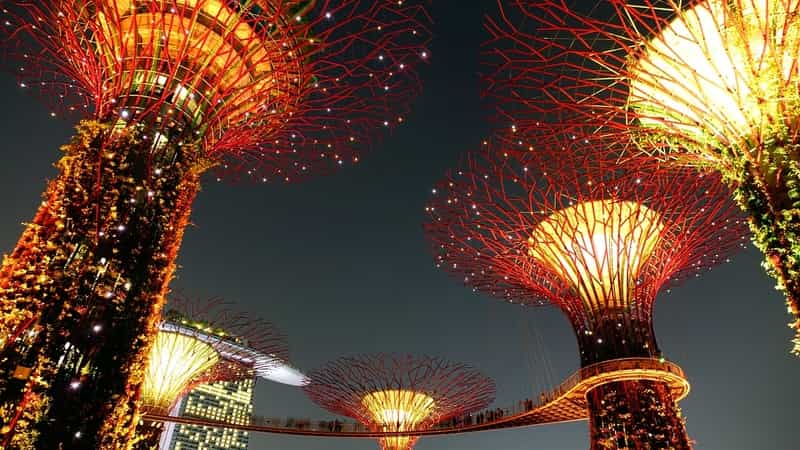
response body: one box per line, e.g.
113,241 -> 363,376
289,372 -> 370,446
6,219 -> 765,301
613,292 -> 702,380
484,0 -> 800,154
304,354 -> 495,450
424,128 -> 747,355
626,0 -> 800,151
361,389 -> 436,450
528,199 -> 664,312
424,127 -> 747,448
143,331 -> 221,410
483,0 -> 800,353
2,0 -> 432,181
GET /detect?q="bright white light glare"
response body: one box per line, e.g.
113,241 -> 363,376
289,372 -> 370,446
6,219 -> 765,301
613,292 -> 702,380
261,364 -> 308,386
362,390 -> 435,450
528,200 -> 664,311
628,0 -> 799,150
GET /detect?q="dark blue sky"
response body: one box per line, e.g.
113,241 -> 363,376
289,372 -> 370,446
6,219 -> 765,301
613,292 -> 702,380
0,1 -> 798,449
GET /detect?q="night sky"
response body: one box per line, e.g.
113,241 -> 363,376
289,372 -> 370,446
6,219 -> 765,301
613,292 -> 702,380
1,1 -> 799,449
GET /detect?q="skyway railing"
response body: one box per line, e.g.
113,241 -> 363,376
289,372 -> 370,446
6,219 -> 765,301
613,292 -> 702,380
145,357 -> 687,437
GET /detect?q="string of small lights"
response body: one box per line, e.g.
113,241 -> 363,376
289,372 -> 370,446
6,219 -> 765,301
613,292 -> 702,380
304,354 -> 495,450
0,1 -> 431,447
483,0 -> 800,355
423,127 -> 748,448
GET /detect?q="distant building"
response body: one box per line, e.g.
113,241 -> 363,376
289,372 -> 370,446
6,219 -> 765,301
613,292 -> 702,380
160,378 -> 255,450
154,328 -> 308,450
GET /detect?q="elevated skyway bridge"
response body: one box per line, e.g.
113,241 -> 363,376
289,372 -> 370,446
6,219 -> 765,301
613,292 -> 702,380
145,357 -> 689,438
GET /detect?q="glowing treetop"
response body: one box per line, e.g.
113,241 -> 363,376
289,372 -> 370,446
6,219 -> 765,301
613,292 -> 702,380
2,0 -> 431,180
141,296 -> 289,412
304,354 -> 495,450
483,0 -> 800,354
626,0 -> 800,152
528,199 -> 663,313
424,130 -> 747,364
484,0 -> 799,155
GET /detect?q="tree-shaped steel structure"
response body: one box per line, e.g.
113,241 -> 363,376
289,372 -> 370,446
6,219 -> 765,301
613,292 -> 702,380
0,1 -> 430,447
304,354 -> 495,450
424,128 -> 747,449
135,295 -> 288,448
484,0 -> 800,354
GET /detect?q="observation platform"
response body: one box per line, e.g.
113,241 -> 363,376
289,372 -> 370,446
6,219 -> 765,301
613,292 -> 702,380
145,357 -> 689,437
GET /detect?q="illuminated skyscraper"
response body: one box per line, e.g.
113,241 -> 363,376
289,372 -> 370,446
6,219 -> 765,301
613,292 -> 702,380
161,358 -> 308,450
161,379 -> 255,450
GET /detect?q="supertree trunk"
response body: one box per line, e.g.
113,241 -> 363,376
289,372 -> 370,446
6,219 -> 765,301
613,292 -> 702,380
575,312 -> 659,367
575,314 -> 691,449
733,149 -> 800,353
423,131 -> 745,450
0,120 -> 202,449
130,418 -> 164,450
587,380 -> 690,450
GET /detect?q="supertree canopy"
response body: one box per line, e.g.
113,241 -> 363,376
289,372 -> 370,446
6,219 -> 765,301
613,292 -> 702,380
0,1 -> 430,448
141,296 -> 288,412
135,296 -> 288,448
3,0 -> 431,172
484,0 -> 800,354
424,128 -> 747,449
304,354 -> 495,450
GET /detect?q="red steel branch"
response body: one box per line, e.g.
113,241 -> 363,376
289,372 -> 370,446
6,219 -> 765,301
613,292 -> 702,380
482,0 -> 800,354
304,354 -> 495,450
423,127 -> 747,448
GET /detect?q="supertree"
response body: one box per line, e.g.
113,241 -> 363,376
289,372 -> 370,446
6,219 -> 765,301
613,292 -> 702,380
303,354 -> 495,450
134,295 -> 288,449
423,128 -> 748,449
483,0 -> 800,354
0,1 -> 430,447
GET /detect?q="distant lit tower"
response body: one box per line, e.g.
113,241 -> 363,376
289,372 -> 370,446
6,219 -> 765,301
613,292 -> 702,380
163,365 -> 308,450
162,379 -> 255,450
304,354 -> 495,450
161,325 -> 307,450
424,129 -> 747,449
484,0 -> 800,354
134,296 -> 288,449
0,1 -> 430,447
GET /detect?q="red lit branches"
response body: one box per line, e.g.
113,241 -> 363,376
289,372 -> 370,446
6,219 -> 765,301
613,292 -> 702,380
423,128 -> 747,448
424,131 -> 746,332
483,0 -> 800,354
134,294 -> 289,447
2,0 -> 432,181
304,354 -> 495,450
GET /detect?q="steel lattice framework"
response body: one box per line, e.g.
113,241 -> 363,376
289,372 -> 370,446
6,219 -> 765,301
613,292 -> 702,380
143,294 -> 288,412
136,294 -> 287,447
3,0 -> 431,181
304,354 -> 495,450
0,2 -> 430,447
483,0 -> 800,354
423,128 -> 747,449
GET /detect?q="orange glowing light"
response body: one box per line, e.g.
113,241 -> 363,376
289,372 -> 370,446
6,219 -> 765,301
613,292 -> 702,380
628,0 -> 800,150
361,390 -> 435,450
141,331 -> 220,411
528,200 -> 664,311
93,0 -> 300,131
